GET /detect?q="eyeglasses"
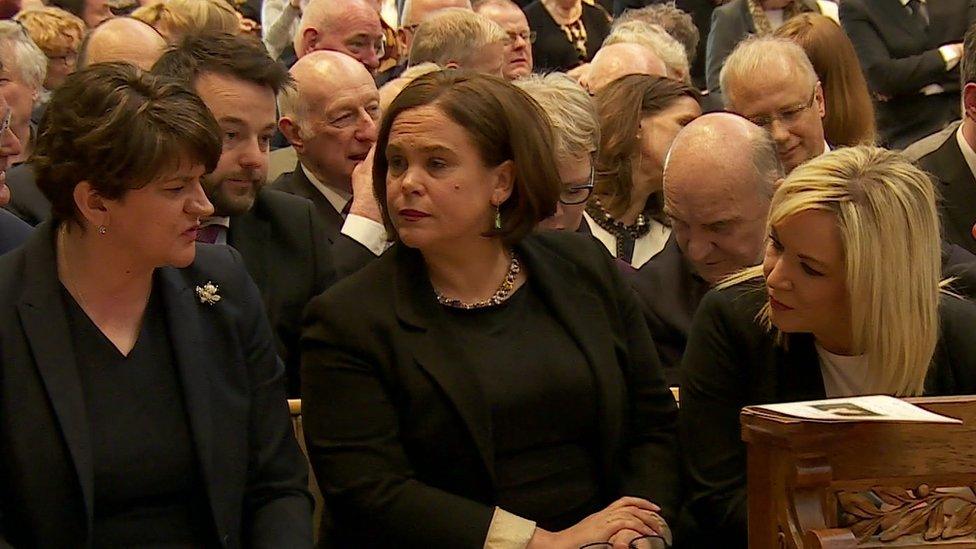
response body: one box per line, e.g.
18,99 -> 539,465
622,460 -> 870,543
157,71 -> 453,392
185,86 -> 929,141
739,87 -> 817,130
559,164 -> 595,205
580,534 -> 668,549
505,30 -> 537,44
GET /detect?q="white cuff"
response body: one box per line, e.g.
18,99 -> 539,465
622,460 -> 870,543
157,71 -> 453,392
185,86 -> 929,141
483,508 -> 537,549
341,214 -> 390,256
940,45 -> 961,71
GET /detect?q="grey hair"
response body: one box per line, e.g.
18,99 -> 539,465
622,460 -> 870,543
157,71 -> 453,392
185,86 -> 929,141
408,8 -> 505,67
276,80 -> 308,136
602,20 -> 689,83
614,3 -> 699,64
720,35 -> 818,108
0,21 -> 47,91
513,72 -> 600,163
750,126 -> 784,199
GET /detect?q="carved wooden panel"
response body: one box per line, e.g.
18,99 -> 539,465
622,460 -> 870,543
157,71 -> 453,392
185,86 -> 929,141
837,484 -> 976,543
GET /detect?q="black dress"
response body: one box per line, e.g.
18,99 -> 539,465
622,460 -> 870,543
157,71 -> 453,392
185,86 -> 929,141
63,283 -> 216,547
524,0 -> 612,72
443,283 -> 604,531
678,280 -> 976,548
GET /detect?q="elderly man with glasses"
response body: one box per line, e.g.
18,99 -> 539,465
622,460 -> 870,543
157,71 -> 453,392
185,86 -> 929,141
291,0 -> 386,73
721,35 -> 829,174
474,0 -> 534,79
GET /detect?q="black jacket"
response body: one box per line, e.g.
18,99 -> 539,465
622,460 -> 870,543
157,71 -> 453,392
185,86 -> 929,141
228,189 -> 336,397
268,165 -> 378,278
3,162 -> 48,226
301,232 -> 680,547
0,222 -> 313,548
0,209 -> 30,254
678,281 -> 976,547
840,0 -> 976,148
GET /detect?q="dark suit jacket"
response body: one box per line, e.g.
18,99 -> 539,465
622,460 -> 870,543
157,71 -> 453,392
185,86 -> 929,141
0,208 -> 30,254
627,235 -> 709,386
268,165 -> 377,278
840,0 -> 976,148
0,222 -> 313,548
301,232 -> 680,548
909,123 -> 976,254
3,162 -> 49,226
678,281 -> 976,547
229,189 -> 336,397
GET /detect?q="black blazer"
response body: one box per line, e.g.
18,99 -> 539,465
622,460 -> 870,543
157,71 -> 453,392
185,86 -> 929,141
3,162 -> 49,226
910,124 -> 976,254
0,222 -> 313,548
626,235 -> 708,386
678,281 -> 976,547
228,188 -> 336,397
268,165 -> 378,278
0,208 -> 30,255
301,232 -> 680,548
524,0 -> 612,71
840,0 -> 976,148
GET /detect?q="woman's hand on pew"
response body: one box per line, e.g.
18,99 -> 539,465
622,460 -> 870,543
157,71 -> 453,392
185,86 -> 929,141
526,497 -> 664,548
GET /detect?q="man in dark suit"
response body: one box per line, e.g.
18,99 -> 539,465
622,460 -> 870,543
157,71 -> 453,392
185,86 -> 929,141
272,50 -> 387,275
841,0 -> 976,148
0,92 -> 30,253
153,32 -> 337,397
632,113 -> 781,388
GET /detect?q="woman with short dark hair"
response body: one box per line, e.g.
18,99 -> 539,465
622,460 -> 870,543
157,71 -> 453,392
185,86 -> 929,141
301,69 -> 679,548
0,62 -> 312,547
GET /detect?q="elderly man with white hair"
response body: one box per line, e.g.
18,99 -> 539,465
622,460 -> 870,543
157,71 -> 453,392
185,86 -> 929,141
582,42 -> 667,93
603,20 -> 689,82
407,8 -> 506,75
292,0 -> 386,72
0,21 -> 46,165
721,35 -> 827,173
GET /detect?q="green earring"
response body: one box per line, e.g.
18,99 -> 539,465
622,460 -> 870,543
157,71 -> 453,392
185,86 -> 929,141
494,205 -> 502,229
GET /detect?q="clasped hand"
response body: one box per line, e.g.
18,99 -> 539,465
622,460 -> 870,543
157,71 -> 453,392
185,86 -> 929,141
527,497 -> 670,549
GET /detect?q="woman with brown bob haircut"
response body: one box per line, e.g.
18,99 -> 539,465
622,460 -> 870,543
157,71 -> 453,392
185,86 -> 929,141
775,13 -> 877,147
587,74 -> 700,270
0,62 -> 313,546
302,69 -> 680,548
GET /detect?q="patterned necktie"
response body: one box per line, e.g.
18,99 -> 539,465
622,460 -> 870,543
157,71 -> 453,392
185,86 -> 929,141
196,224 -> 225,244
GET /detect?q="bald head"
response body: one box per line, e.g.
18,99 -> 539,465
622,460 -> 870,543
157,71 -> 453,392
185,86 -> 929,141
279,50 -> 379,189
663,113 -> 783,284
295,0 -> 384,72
80,17 -> 166,70
583,42 -> 667,93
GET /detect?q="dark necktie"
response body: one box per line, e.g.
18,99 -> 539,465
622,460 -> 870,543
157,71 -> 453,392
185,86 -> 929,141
196,224 -> 225,244
906,0 -> 929,26
341,199 -> 352,217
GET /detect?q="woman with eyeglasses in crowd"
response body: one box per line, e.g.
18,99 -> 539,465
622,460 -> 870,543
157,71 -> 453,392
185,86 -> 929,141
301,69 -> 679,548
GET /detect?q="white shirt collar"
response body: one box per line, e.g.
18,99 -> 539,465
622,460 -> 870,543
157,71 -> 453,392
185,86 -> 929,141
956,124 -> 976,180
301,163 -> 352,216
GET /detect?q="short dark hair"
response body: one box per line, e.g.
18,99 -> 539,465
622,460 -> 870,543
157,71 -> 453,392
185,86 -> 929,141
151,31 -> 291,93
963,21 -> 976,86
34,62 -> 222,224
373,70 -> 560,246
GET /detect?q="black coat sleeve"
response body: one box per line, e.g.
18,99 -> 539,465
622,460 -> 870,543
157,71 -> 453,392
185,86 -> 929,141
300,296 -> 496,548
230,245 -> 315,548
704,4 -> 747,95
332,233 -> 380,280
678,289 -> 752,545
839,0 -> 949,97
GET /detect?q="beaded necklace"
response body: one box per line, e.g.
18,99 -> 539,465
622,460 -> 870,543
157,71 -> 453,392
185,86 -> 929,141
435,253 -> 521,309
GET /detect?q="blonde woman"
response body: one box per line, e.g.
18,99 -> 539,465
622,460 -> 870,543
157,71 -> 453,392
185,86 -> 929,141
132,0 -> 240,42
15,7 -> 86,93
515,72 -> 600,232
678,146 -> 976,547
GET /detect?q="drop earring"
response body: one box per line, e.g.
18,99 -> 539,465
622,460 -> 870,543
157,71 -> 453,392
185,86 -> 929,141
494,204 -> 502,229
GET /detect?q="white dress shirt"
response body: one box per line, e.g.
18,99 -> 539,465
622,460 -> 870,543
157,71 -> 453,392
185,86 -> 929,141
301,164 -> 390,256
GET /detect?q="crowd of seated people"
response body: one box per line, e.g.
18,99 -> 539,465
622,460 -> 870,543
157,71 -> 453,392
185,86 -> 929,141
3,0 -> 976,546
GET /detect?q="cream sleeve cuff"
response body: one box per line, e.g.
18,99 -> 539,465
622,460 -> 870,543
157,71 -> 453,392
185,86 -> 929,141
483,508 -> 537,549
940,44 -> 962,71
340,214 -> 391,256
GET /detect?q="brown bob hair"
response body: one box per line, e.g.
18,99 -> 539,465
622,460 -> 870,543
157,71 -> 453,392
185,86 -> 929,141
373,69 -> 560,246
775,14 -> 876,147
593,74 -> 699,220
34,62 -> 222,224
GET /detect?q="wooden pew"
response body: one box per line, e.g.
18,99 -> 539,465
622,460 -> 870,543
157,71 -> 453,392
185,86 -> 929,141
741,396 -> 976,548
288,399 -> 325,542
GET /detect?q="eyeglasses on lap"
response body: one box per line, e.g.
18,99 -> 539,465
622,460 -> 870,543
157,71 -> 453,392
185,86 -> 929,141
580,534 -> 669,549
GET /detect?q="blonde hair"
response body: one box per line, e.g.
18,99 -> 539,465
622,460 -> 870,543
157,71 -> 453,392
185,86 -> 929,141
513,72 -> 599,164
15,7 -> 85,58
721,146 -> 942,396
603,20 -> 689,83
407,8 -> 505,67
132,0 -> 240,42
720,35 -> 817,108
